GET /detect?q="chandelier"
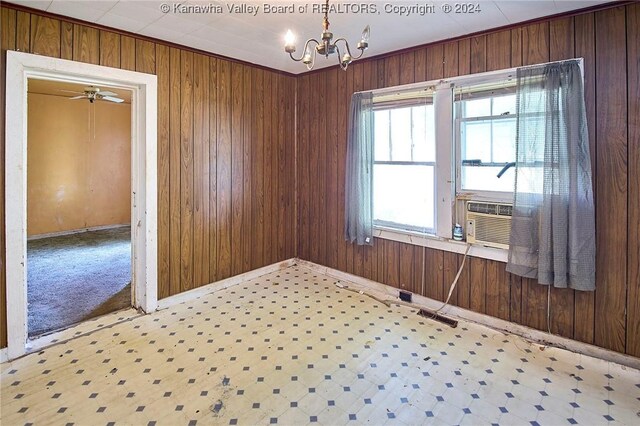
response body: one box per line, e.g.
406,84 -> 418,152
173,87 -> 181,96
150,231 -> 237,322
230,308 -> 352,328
284,0 -> 370,71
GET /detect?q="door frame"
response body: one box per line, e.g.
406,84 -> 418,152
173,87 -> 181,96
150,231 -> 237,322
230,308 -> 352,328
5,51 -> 158,360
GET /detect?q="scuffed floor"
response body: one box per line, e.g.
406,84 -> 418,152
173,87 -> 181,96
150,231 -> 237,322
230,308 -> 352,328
2,265 -> 639,425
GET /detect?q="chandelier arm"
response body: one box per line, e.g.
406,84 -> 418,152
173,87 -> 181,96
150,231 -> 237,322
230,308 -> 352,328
335,44 -> 348,70
288,39 -> 320,62
306,46 -> 318,70
333,38 -> 366,60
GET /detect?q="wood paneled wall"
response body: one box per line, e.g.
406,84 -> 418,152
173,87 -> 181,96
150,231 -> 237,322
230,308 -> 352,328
297,4 -> 640,357
0,6 -> 296,347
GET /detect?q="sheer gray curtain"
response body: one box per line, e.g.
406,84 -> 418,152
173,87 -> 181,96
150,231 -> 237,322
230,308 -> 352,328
506,60 -> 596,291
345,92 -> 374,246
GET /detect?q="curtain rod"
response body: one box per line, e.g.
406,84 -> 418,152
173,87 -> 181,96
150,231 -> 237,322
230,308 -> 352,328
354,57 -> 584,97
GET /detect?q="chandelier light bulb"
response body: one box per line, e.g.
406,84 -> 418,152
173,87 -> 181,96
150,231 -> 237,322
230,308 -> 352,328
284,30 -> 296,53
361,25 -> 371,43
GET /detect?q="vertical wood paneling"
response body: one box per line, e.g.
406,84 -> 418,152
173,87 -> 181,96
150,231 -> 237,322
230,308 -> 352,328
443,42 -> 459,78
156,44 -> 171,300
549,17 -> 576,340
252,68 -> 265,268
208,57 -> 219,282
521,21 -> 550,332
135,39 -> 155,74
336,69 -> 348,272
509,274 -> 522,324
262,72 -> 273,268
99,31 -> 120,68
230,63 -> 244,275
168,47 -> 181,296
193,53 -> 210,286
469,257 -> 486,313
594,7 -> 627,353
426,45 -> 444,80
316,71 -> 327,266
399,244 -> 413,292
573,13 -> 596,344
30,15 -> 59,58
297,75 -> 310,262
216,60 -> 232,279
120,35 -> 135,71
270,73 -> 280,264
72,24 -> 98,64
179,50 -> 194,292
60,21 -> 73,60
486,30 -> 511,71
442,251 -> 458,306
16,11 -> 30,52
399,51 -> 415,84
242,66 -> 253,272
470,36 -> 486,74
626,3 -> 640,357
326,69 -> 339,269
456,253 -> 471,309
385,240 -> 400,288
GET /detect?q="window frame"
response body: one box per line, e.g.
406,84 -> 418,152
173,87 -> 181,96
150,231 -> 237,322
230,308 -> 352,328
365,59 -> 584,245
372,100 -> 438,235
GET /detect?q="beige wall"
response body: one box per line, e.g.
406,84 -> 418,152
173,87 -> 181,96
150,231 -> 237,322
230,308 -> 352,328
27,92 -> 131,236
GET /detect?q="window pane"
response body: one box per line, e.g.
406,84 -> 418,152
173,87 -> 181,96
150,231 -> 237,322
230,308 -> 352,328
492,118 -> 516,162
464,98 -> 490,118
461,121 -> 491,162
374,110 -> 390,161
413,105 -> 436,162
374,164 -> 434,231
462,166 -> 515,193
492,94 -> 516,115
390,108 -> 412,161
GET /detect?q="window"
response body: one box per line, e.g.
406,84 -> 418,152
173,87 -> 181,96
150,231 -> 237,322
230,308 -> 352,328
373,99 -> 436,233
455,86 -> 517,199
365,60 -> 581,242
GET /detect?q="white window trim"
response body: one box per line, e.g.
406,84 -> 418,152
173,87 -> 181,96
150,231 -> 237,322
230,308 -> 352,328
373,225 -> 508,263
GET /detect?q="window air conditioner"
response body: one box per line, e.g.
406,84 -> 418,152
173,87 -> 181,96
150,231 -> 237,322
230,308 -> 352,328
465,201 -> 512,250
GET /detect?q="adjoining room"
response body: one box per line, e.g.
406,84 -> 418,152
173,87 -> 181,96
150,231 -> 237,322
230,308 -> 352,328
26,79 -> 132,337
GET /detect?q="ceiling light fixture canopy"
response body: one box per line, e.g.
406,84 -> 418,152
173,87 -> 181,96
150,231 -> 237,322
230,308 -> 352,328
284,0 -> 370,71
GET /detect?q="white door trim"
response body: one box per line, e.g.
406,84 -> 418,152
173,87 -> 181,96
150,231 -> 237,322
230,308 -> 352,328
5,51 -> 158,360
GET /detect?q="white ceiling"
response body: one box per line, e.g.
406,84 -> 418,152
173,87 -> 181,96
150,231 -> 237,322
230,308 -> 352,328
10,0 -> 609,74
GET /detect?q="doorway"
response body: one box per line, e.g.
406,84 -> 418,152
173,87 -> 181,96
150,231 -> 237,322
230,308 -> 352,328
26,79 -> 133,337
5,51 -> 158,360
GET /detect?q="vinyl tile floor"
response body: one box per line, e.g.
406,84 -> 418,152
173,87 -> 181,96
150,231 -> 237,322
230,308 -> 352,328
2,265 -> 639,425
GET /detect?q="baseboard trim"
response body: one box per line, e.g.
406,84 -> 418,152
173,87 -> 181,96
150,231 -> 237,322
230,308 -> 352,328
27,224 -> 131,241
0,347 -> 7,363
296,258 -> 640,371
156,258 -> 298,310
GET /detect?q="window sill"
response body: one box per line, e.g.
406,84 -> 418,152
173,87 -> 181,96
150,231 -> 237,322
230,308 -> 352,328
373,226 -> 508,263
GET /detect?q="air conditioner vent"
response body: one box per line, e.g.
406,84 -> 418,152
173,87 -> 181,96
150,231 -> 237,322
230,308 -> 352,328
498,204 -> 513,216
466,201 -> 513,250
468,202 -> 498,215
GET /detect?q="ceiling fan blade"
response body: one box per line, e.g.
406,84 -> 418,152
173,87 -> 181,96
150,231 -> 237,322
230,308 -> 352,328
58,89 -> 84,94
101,96 -> 124,103
99,90 -> 118,96
69,95 -> 86,100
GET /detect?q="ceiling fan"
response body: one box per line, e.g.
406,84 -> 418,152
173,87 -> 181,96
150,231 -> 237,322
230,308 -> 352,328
64,86 -> 124,103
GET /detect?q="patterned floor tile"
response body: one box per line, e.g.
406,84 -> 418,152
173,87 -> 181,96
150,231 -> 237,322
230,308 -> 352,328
2,266 -> 639,425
